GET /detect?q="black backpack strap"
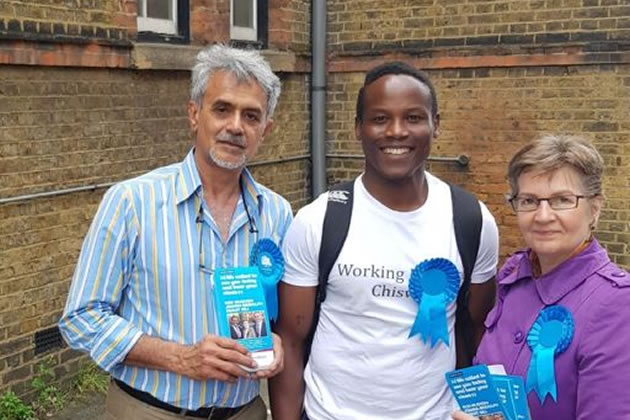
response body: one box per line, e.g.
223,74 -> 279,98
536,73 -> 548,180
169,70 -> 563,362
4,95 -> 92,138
317,180 -> 355,299
303,180 -> 355,364
450,183 -> 483,368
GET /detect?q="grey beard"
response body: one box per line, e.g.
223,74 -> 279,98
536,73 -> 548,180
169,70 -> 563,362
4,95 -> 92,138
209,147 -> 246,170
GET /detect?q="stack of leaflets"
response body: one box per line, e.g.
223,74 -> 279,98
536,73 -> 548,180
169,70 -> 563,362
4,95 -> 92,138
445,364 -> 531,420
213,267 -> 274,371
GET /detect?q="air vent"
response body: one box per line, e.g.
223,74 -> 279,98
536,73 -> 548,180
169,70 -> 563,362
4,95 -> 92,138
34,327 -> 64,355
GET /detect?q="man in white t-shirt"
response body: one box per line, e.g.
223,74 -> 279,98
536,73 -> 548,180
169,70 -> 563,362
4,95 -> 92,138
269,62 -> 499,420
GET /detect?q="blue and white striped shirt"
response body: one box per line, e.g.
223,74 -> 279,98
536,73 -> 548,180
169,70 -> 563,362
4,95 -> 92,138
59,149 -> 293,409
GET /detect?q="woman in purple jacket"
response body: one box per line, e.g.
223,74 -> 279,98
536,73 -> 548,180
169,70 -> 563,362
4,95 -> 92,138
456,134 -> 630,420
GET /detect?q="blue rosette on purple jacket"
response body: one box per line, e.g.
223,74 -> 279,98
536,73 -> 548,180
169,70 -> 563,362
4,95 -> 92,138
249,238 -> 285,322
408,258 -> 460,348
526,305 -> 574,404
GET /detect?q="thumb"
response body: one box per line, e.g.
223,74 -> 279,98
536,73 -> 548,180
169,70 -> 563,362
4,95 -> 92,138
451,411 -> 478,420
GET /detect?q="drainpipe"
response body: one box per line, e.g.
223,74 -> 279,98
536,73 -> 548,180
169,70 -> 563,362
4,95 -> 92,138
310,0 -> 327,198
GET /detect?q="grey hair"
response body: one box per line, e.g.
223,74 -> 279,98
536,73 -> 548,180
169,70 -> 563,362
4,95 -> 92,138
190,44 -> 281,118
507,134 -> 604,198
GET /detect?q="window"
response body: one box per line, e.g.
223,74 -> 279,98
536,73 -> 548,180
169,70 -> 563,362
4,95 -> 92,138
137,0 -> 177,34
136,0 -> 189,43
231,0 -> 257,41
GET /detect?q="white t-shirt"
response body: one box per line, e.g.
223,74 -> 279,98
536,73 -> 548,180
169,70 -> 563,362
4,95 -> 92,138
282,173 -> 499,420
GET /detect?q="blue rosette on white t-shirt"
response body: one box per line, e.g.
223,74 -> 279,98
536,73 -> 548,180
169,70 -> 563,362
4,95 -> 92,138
408,258 -> 460,348
249,238 -> 285,322
526,305 -> 574,404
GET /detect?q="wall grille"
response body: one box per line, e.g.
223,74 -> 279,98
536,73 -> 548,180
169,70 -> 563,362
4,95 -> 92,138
34,327 -> 64,355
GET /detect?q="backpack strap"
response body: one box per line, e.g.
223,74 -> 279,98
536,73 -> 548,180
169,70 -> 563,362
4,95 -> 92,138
318,180 -> 355,300
450,183 -> 483,368
304,180 -> 355,363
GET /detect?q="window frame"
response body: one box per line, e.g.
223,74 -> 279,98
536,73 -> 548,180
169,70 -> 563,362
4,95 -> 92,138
137,0 -> 178,34
136,0 -> 190,44
230,0 -> 267,49
230,0 -> 258,42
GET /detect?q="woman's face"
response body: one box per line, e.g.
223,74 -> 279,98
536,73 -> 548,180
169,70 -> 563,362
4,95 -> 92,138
515,166 -> 601,273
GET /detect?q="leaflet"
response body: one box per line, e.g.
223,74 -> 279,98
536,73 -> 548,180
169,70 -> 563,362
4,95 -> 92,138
213,267 -> 273,369
492,374 -> 530,420
445,364 -> 531,420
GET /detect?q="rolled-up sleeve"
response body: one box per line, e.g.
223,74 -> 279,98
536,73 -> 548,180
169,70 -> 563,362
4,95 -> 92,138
58,184 -> 142,372
576,285 -> 630,419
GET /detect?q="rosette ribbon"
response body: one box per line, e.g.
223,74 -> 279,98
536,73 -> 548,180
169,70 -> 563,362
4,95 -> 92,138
408,258 -> 460,348
526,305 -> 574,404
249,238 -> 285,321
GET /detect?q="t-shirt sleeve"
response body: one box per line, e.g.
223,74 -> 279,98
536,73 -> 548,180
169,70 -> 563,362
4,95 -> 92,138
470,201 -> 499,284
281,195 -> 327,287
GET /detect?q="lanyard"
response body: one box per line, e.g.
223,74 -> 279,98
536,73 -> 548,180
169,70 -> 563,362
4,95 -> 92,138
196,179 -> 258,236
197,178 -> 258,276
239,177 -> 258,236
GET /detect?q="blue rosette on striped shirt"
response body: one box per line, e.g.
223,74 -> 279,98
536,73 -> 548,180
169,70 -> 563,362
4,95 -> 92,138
249,238 -> 285,321
526,305 -> 574,404
408,258 -> 460,348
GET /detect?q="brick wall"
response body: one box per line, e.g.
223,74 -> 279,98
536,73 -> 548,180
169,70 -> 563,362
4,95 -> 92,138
252,73 -> 312,209
328,0 -> 630,54
1,0 -> 312,69
269,0 -> 310,52
0,0 -> 133,44
326,0 -> 630,269
190,0 -> 310,50
0,66 -> 310,394
326,65 -> 630,268
0,67 -> 191,198
191,0 -> 229,45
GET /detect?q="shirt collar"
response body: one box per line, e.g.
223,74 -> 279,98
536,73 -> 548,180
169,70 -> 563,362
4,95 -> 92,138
175,148 -> 263,213
500,240 -> 611,305
176,149 -> 202,205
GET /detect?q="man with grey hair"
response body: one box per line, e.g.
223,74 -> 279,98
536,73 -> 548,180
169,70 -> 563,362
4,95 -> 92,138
59,44 -> 292,420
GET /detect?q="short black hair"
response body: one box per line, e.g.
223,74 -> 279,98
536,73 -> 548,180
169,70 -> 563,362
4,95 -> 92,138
355,61 -> 439,123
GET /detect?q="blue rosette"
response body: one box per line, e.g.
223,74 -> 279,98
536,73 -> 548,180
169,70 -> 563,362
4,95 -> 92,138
408,258 -> 460,348
526,305 -> 574,404
249,238 -> 285,322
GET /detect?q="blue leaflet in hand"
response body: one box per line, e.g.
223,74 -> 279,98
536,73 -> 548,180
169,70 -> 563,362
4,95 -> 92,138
213,267 -> 273,353
491,375 -> 531,420
492,375 -> 516,420
445,365 -> 509,419
507,376 -> 531,420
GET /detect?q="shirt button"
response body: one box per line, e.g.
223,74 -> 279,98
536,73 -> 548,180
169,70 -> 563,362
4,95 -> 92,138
612,272 -> 625,278
514,331 -> 524,344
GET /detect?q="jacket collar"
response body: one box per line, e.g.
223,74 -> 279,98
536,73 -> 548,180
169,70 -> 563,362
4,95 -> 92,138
499,240 -> 611,305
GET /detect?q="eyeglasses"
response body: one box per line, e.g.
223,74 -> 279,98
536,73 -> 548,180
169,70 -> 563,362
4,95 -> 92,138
509,194 -> 589,212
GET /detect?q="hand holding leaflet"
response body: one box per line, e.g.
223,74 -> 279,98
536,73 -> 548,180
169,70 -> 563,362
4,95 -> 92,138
446,365 -> 531,420
446,365 -> 509,419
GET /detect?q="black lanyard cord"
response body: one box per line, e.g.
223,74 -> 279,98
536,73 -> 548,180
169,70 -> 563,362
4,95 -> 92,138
196,178 -> 258,234
239,177 -> 258,235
